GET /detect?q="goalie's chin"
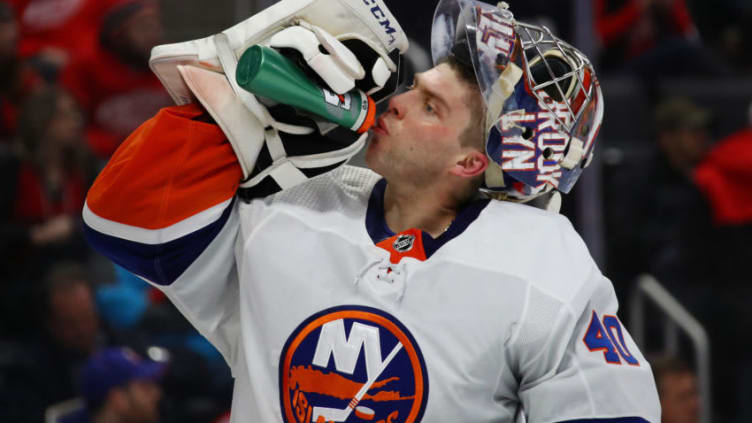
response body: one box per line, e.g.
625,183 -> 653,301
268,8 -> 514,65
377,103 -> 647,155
364,134 -> 383,171
365,113 -> 393,168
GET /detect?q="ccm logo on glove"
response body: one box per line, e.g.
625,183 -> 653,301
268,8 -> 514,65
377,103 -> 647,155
362,0 -> 398,45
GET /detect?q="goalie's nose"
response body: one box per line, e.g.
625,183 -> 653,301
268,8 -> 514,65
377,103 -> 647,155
386,91 -> 408,120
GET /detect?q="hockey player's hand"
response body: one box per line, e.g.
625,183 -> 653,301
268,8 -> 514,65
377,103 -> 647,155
149,0 -> 407,198
150,0 -> 406,107
173,25 -> 382,199
265,21 -> 400,103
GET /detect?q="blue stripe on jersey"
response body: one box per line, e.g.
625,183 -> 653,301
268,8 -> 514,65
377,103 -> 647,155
556,418 -> 650,423
83,199 -> 235,286
422,197 -> 489,257
365,178 -> 395,242
366,178 -> 489,258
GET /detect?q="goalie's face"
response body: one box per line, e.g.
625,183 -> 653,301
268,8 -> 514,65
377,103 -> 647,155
366,63 -> 483,186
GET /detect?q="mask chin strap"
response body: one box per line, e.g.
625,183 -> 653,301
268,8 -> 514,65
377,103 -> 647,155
485,63 -> 523,133
484,162 -> 506,190
560,136 -> 586,170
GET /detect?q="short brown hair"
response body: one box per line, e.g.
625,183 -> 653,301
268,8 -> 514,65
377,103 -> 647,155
443,55 -> 485,150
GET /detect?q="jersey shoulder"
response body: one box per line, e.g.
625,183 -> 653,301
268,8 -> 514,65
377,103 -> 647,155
264,165 -> 380,211
239,165 -> 381,236
455,200 -> 603,305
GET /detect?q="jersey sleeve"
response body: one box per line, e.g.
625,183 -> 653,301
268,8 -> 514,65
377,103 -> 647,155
82,104 -> 245,369
509,266 -> 661,423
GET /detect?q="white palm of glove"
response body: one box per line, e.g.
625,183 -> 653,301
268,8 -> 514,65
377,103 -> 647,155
270,23 -> 364,94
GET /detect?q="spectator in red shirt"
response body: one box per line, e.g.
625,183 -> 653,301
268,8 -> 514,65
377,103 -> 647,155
594,0 -> 727,76
596,0 -> 694,59
0,86 -> 94,293
694,105 -> 752,226
3,0 -> 114,80
60,0 -> 171,160
0,2 -> 42,142
691,115 -> 752,421
14,87 -> 90,225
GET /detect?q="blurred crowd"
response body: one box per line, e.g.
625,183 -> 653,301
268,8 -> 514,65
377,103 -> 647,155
0,1 -> 231,422
594,1 -> 752,423
0,0 -> 750,422
592,2 -> 752,422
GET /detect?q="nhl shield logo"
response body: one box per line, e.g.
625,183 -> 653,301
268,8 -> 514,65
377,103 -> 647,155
392,235 -> 415,253
279,306 -> 428,423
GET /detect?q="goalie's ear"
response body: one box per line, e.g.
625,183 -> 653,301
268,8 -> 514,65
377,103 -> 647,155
450,149 -> 488,179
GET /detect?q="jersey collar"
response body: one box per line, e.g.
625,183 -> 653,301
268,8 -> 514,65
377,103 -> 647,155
366,178 -> 490,263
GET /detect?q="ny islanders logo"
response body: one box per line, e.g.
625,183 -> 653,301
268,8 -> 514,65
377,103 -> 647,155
279,306 -> 428,423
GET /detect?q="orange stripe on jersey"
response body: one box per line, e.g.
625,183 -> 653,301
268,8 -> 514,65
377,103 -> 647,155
86,104 -> 242,229
376,228 -> 427,264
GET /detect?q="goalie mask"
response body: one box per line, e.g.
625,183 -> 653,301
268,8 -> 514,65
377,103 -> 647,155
432,0 -> 604,201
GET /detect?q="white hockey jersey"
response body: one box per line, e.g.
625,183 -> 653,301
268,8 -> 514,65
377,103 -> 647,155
83,105 -> 660,423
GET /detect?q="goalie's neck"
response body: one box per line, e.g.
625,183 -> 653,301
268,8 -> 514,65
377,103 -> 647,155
382,180 -> 462,239
365,179 -> 489,254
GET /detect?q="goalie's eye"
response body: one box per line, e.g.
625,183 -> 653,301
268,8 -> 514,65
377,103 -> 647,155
407,79 -> 416,90
424,101 -> 436,114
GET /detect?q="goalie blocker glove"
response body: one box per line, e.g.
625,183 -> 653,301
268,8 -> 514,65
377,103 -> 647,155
149,0 -> 408,201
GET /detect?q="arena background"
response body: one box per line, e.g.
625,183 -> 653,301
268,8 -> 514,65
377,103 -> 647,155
1,0 -> 751,422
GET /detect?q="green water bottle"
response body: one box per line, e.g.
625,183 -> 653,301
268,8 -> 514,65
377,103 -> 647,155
236,45 -> 376,134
